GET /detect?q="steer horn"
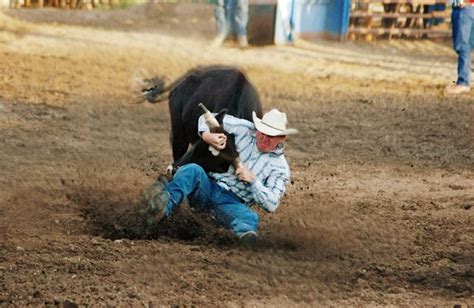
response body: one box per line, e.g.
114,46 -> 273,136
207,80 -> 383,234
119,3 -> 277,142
198,103 -> 220,129
199,103 -> 221,156
198,103 -> 243,170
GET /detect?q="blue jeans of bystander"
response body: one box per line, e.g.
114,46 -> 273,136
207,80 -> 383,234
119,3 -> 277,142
214,0 -> 249,38
164,163 -> 259,236
452,6 -> 474,86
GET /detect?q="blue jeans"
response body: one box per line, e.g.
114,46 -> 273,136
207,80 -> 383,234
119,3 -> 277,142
164,163 -> 259,236
452,6 -> 474,86
214,0 -> 249,37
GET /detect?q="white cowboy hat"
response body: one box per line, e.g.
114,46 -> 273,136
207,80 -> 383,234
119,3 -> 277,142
252,109 -> 298,136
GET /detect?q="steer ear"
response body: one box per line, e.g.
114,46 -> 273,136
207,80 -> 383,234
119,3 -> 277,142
215,109 -> 228,125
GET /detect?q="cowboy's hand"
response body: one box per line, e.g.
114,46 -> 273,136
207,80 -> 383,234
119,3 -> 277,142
235,164 -> 256,183
202,132 -> 227,150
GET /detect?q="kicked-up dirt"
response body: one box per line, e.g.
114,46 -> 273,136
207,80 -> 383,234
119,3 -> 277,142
0,4 -> 473,306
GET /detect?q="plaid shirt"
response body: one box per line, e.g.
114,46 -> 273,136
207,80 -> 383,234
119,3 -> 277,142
198,114 -> 290,213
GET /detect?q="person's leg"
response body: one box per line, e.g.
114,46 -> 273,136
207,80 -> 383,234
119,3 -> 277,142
163,163 -> 216,216
212,0 -> 229,46
143,163 -> 216,226
144,164 -> 258,242
223,0 -> 235,38
452,7 -> 474,87
225,0 -> 248,46
234,0 -> 249,46
234,0 -> 248,36
214,0 -> 227,37
167,166 -> 259,237
211,190 -> 259,237
142,175 -> 170,226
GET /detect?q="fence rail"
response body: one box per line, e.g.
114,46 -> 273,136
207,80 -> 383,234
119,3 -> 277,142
349,0 -> 451,40
9,0 -> 148,9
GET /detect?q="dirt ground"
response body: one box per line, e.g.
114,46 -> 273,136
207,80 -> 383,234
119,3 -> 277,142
0,4 -> 473,306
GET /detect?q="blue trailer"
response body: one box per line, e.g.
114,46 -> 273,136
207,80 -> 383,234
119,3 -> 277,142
275,0 -> 351,43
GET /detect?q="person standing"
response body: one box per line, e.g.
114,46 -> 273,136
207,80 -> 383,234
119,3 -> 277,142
445,0 -> 474,94
212,0 -> 249,48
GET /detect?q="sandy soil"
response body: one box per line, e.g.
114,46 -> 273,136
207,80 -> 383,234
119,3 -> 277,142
0,5 -> 473,306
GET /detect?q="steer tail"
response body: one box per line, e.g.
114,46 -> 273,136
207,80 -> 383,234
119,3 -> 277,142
131,68 -> 188,104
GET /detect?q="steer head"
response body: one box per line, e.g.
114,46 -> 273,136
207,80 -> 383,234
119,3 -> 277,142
210,110 -> 240,168
168,108 -> 241,177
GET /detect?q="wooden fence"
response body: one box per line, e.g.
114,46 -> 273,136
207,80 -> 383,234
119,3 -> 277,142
10,0 -> 147,9
349,0 -> 451,40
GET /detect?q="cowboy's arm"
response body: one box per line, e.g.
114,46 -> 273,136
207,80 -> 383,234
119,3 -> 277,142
239,162 -> 289,213
198,113 -> 226,149
198,114 -> 253,136
198,114 -> 254,150
251,169 -> 288,213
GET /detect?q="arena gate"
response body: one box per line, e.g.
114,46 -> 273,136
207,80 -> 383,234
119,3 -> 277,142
349,0 -> 451,41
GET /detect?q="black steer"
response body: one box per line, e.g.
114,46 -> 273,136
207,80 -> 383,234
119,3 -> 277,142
137,65 -> 263,173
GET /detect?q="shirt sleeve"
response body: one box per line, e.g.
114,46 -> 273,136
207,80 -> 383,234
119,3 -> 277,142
198,113 -> 254,136
249,162 -> 290,213
197,113 -> 212,136
221,114 -> 254,136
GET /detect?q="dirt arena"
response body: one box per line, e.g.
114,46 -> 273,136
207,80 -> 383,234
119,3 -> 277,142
0,4 -> 473,306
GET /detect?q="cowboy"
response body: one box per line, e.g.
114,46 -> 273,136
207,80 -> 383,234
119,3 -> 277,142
143,109 -> 297,244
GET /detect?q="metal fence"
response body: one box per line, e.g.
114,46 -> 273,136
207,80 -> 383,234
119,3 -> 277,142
348,0 -> 451,40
